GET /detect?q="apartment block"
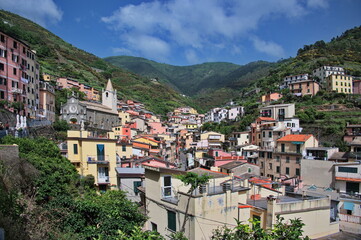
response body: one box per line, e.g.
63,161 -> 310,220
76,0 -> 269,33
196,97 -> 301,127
67,130 -> 118,191
313,66 -> 345,86
326,74 -> 353,94
260,103 -> 295,121
0,31 -> 40,118
39,81 -> 56,122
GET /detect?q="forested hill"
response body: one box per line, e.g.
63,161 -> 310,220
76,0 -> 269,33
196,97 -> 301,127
105,26 -> 361,109
104,56 -> 274,108
0,10 -> 197,115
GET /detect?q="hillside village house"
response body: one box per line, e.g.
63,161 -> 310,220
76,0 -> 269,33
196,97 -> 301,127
0,31 -> 40,118
260,92 -> 282,103
288,80 -> 320,97
38,81 -> 56,122
326,74 -> 353,94
67,130 -> 118,192
258,134 -> 318,180
141,166 -> 339,239
313,66 -> 345,86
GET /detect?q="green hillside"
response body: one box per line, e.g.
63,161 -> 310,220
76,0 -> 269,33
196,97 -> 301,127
0,10 -> 196,115
105,56 -> 274,108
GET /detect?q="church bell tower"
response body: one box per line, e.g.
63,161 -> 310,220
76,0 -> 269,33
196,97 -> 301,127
102,79 -> 117,113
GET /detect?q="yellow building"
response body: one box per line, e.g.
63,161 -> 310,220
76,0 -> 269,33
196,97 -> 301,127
116,141 -> 133,159
326,74 -> 353,94
118,110 -> 131,125
142,166 -> 338,239
67,130 -> 118,191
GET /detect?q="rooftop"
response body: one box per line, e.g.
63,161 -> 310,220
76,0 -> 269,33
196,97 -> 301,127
277,134 -> 312,142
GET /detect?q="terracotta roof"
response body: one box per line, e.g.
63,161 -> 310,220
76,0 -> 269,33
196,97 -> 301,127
335,177 -> 361,182
258,117 -> 276,121
277,134 -> 312,142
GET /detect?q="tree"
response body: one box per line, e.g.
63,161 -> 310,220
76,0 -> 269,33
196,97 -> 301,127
211,216 -> 310,240
176,172 -> 211,233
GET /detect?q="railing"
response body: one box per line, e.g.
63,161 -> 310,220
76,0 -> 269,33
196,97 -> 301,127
98,176 -> 110,184
339,213 -> 361,224
11,88 -> 23,94
87,155 -> 110,164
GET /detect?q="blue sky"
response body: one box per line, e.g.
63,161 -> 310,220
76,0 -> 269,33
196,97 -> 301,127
0,0 -> 360,66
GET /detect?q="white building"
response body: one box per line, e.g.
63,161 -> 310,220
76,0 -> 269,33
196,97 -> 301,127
313,66 -> 345,86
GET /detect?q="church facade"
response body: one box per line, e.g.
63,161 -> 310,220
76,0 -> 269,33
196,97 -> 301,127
60,79 -> 119,130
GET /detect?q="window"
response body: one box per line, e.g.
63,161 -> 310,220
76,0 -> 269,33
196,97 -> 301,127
167,210 -> 176,232
269,163 -> 272,170
267,152 -> 272,158
122,145 -> 126,152
276,166 -> 280,173
0,91 -> 4,99
296,158 -> 300,164
261,162 -> 264,169
296,168 -> 300,176
0,34 -> 4,42
0,78 -> 6,85
97,144 -> 105,161
286,157 -> 290,163
296,145 -> 301,153
163,176 -> 172,198
151,222 -> 158,232
268,132 -> 272,138
73,144 -> 78,154
276,156 -> 280,162
281,144 -> 285,152
0,49 -> 6,58
338,167 -> 357,173
0,63 -> 4,71
262,131 -> 265,138
286,167 -> 290,175
13,68 -> 17,75
13,41 -> 17,49
133,181 -> 142,195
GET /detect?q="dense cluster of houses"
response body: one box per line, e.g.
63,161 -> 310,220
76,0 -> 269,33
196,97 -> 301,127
58,78 -> 360,238
261,65 -> 361,103
2,29 -> 361,239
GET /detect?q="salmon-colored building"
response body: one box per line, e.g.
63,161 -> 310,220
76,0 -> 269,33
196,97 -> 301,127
0,31 -> 40,117
260,92 -> 282,103
289,80 -> 320,96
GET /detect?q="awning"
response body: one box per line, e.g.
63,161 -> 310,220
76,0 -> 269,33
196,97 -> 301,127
343,202 -> 354,211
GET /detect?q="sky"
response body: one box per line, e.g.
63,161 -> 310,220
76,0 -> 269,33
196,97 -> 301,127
0,0 -> 360,66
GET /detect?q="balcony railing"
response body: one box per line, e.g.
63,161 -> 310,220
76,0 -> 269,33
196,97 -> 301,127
339,213 -> 361,224
98,176 -> 110,184
87,155 -> 109,164
11,88 -> 23,94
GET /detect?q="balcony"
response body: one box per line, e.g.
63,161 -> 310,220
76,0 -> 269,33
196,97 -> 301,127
87,155 -> 109,164
21,77 -> 29,84
339,213 -> 361,224
11,88 -> 23,94
98,176 -> 110,184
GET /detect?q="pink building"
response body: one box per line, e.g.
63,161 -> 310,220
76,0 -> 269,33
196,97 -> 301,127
353,79 -> 361,94
39,81 -> 56,122
0,31 -> 40,117
56,77 -> 80,89
261,93 -> 283,103
148,122 -> 167,134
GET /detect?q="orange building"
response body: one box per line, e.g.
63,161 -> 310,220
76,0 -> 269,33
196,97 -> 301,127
289,80 -> 320,96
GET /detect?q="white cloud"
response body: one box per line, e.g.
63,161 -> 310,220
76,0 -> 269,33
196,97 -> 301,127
185,50 -> 200,65
307,0 -> 329,9
251,36 -> 285,58
102,0 -> 326,63
0,0 -> 62,26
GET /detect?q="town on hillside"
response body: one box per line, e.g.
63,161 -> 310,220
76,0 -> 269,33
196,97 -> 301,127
1,30 -> 361,239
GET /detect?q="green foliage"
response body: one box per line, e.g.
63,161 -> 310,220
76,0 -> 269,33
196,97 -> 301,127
114,226 -> 165,240
48,191 -> 147,239
211,216 -> 309,240
176,172 -> 211,193
0,136 -> 79,201
52,119 -> 70,131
